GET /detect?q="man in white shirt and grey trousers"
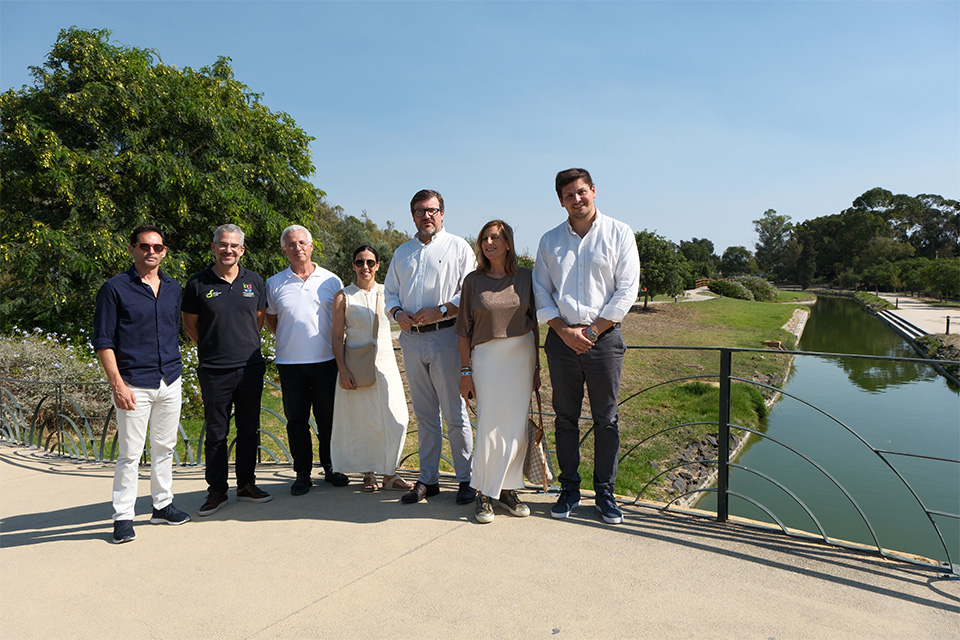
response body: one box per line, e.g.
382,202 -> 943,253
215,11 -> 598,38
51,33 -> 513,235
385,189 -> 478,506
533,168 -> 641,525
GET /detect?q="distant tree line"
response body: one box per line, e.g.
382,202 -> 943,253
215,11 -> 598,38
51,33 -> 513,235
753,189 -> 958,298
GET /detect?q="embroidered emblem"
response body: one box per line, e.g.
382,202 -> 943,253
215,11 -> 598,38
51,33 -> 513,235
242,283 -> 256,298
205,289 -> 222,299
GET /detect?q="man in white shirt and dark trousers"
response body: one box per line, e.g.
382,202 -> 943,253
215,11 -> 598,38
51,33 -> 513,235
265,225 -> 349,496
532,168 -> 641,525
385,189 -> 478,505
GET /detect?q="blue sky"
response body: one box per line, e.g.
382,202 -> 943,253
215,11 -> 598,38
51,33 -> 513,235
2,1 -> 958,257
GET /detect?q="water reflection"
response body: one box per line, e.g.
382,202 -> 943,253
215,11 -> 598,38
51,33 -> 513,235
800,296 -> 934,392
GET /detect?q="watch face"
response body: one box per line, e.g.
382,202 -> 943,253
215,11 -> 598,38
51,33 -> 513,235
586,328 -> 598,341
440,305 -> 448,317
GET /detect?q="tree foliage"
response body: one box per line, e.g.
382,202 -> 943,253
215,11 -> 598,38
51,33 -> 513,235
718,245 -> 757,276
752,209 -> 793,279
635,230 -> 687,309
789,187 -> 958,294
1,28 -> 320,332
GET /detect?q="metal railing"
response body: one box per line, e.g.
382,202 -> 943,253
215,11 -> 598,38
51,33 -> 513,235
2,346 -> 957,576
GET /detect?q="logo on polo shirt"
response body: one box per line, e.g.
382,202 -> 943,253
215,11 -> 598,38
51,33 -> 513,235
205,289 -> 221,299
242,283 -> 256,298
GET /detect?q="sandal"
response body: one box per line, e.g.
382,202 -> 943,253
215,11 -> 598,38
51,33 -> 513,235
362,472 -> 378,492
381,474 -> 413,491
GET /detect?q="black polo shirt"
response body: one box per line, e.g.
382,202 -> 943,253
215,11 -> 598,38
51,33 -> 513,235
92,266 -> 182,388
181,265 -> 266,369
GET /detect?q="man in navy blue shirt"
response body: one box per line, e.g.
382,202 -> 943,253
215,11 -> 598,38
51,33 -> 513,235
182,224 -> 272,516
94,225 -> 191,544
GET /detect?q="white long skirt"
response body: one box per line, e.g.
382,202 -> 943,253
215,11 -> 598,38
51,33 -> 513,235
471,332 -> 535,498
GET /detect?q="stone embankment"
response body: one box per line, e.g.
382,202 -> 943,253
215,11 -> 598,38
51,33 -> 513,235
671,307 -> 809,506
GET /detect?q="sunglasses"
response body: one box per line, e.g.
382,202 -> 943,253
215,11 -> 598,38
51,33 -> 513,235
137,243 -> 165,253
353,259 -> 377,268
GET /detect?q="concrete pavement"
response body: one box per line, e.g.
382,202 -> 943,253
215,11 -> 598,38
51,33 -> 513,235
1,444 -> 958,639
875,292 -> 958,336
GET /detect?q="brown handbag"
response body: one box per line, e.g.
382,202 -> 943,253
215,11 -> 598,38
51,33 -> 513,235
344,286 -> 380,388
523,388 -> 554,491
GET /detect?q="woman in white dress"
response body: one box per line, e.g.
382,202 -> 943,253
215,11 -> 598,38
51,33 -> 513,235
456,220 -> 540,523
331,246 -> 413,492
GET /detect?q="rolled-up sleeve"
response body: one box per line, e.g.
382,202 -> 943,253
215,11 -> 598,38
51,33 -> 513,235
92,283 -> 119,352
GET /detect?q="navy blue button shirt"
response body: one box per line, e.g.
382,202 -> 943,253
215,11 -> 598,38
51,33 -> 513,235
93,266 -> 182,388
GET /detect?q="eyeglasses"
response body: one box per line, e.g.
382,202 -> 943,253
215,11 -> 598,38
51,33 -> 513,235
412,207 -> 442,218
215,242 -> 243,251
353,259 -> 377,268
137,243 -> 165,253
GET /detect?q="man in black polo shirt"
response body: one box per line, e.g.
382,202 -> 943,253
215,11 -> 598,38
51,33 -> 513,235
182,223 -> 272,516
94,225 -> 191,544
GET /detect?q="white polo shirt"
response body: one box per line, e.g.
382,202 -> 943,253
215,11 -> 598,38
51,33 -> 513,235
266,263 -> 343,364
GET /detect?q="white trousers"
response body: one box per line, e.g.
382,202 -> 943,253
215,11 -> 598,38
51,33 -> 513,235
112,378 -> 181,521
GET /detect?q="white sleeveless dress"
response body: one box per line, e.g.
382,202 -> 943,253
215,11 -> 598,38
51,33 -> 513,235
331,283 -> 409,473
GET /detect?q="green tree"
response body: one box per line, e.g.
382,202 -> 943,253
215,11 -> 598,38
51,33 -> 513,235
635,230 -> 687,309
752,209 -> 793,279
679,237 -> 717,279
719,246 -> 757,276
1,27 -> 319,332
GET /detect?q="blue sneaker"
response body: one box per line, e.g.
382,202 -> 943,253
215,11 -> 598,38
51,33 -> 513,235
595,490 -> 623,524
112,520 -> 136,544
150,503 -> 191,525
550,487 -> 581,519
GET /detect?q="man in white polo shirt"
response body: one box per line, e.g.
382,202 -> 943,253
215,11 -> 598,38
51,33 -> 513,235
266,225 -> 350,495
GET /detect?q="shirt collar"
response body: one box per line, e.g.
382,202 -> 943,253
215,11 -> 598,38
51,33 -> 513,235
564,210 -> 604,237
416,226 -> 447,247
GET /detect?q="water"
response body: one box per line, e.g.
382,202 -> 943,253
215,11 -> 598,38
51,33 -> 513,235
698,296 -> 960,563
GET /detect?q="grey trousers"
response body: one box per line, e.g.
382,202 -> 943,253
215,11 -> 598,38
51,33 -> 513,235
544,325 -> 625,494
398,326 -> 473,484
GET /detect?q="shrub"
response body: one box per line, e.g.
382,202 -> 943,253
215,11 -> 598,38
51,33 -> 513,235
707,280 -> 753,300
733,275 -> 779,302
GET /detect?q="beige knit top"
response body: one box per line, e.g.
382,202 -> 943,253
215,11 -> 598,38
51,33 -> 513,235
455,267 -> 537,349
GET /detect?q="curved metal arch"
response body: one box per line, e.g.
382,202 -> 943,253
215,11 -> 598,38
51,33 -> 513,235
731,375 -> 956,569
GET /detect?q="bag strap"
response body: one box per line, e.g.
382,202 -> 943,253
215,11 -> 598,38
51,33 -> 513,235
371,285 -> 381,342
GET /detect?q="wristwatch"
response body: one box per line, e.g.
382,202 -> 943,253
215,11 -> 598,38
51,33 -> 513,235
439,304 -> 448,318
585,327 -> 598,342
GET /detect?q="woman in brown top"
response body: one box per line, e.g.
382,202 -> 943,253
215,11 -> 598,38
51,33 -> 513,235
456,220 -> 540,523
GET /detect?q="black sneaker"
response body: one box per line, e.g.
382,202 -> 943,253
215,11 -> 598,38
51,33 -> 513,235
550,487 -> 581,519
198,492 -> 228,516
323,466 -> 350,487
475,494 -> 494,524
112,520 -> 136,544
595,490 -> 623,525
456,481 -> 477,505
150,503 -> 191,525
498,489 -> 531,517
291,475 -> 313,496
237,483 -> 273,503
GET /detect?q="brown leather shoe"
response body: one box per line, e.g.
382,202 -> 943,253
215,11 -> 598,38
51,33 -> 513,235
400,481 -> 440,504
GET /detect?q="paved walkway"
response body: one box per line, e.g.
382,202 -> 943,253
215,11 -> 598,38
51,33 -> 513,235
2,444 -> 957,639
874,293 -> 958,336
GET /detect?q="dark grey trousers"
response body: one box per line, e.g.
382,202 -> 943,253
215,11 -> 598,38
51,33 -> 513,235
544,325 -> 625,494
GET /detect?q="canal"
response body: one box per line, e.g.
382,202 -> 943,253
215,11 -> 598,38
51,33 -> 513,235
698,295 -> 960,563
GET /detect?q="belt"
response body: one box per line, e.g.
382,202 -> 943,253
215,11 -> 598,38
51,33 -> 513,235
409,317 -> 457,334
